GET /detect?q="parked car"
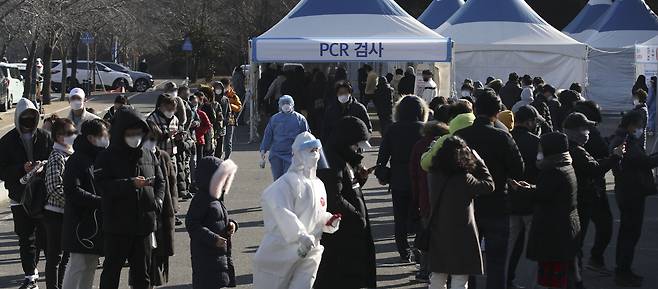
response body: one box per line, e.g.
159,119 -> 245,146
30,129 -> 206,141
0,62 -> 24,111
101,62 -> 154,92
50,60 -> 133,92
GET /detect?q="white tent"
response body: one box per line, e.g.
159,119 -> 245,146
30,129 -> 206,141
562,0 -> 613,42
418,0 -> 464,30
583,0 -> 658,111
435,0 -> 588,90
248,0 -> 453,140
252,0 -> 451,63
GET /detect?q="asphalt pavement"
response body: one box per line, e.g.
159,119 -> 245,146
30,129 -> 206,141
0,92 -> 657,288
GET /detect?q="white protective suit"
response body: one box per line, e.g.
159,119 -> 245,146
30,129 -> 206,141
253,132 -> 340,289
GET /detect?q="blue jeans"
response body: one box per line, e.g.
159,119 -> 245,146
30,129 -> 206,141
224,126 -> 234,160
269,156 -> 291,181
477,215 -> 510,289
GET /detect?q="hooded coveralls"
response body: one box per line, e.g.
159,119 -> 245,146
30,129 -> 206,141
253,132 -> 339,289
259,96 -> 309,180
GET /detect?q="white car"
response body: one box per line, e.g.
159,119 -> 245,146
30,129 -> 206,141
51,60 -> 133,92
0,62 -> 24,111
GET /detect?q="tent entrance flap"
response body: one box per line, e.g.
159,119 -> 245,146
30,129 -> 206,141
252,38 -> 451,63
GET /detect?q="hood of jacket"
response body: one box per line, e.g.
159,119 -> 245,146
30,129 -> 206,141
14,98 -> 40,133
196,157 -> 237,200
449,113 -> 476,134
394,95 -> 429,122
405,66 -> 415,76
73,134 -> 105,159
520,88 -> 534,102
109,107 -> 149,150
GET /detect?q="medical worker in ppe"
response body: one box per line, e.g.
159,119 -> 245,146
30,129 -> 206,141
253,132 -> 341,289
259,95 -> 310,181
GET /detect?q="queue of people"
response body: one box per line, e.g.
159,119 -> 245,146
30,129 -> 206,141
1,76 -> 246,289
3,64 -> 657,289
252,65 -> 656,289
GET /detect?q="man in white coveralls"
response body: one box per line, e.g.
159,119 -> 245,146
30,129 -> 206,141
253,132 -> 341,289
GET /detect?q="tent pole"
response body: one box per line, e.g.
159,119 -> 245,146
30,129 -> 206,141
248,41 -> 259,143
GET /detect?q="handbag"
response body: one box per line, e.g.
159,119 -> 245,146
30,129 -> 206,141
414,176 -> 450,251
374,165 -> 391,185
21,176 -> 47,218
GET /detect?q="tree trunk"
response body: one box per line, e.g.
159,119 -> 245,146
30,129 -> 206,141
22,34 -> 38,100
59,43 -> 68,100
70,32 -> 80,89
42,41 -> 54,104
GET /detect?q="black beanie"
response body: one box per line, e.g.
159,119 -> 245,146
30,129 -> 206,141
331,116 -> 370,146
540,132 -> 569,157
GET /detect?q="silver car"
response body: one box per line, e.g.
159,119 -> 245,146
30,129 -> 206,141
102,62 -> 154,92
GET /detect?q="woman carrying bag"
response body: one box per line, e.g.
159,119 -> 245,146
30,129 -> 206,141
424,136 -> 495,289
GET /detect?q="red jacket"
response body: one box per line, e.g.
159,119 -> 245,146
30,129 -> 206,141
410,136 -> 434,218
194,110 -> 212,145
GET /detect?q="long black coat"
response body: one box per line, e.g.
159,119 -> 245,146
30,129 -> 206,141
376,121 -> 423,191
428,162 -> 495,275
315,149 -> 377,289
527,155 -> 580,261
500,81 -> 522,109
62,137 -> 105,255
454,117 -> 524,217
322,98 -> 372,142
95,108 -> 165,235
186,157 -> 238,289
568,142 -> 618,206
609,128 -> 658,199
510,127 -> 540,215
0,128 -> 52,202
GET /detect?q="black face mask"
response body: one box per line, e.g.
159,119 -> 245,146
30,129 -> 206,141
339,144 -> 364,167
19,118 -> 37,131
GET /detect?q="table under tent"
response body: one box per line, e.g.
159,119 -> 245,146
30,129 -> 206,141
582,0 -> 658,111
562,0 -> 613,42
434,0 -> 588,91
246,0 -> 454,142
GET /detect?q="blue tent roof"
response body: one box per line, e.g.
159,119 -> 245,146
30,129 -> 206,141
444,0 -> 546,25
289,0 -> 407,18
563,1 -> 612,34
591,0 -> 658,32
418,0 -> 464,29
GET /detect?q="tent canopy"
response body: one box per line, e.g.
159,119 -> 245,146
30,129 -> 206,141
252,0 -> 452,63
585,0 -> 658,48
437,0 -> 586,57
418,0 -> 464,30
563,0 -> 612,41
435,0 -> 587,89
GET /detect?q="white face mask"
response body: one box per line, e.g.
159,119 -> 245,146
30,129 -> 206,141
357,140 -> 372,151
633,98 -> 640,106
125,135 -> 142,148
281,104 -> 293,113
94,136 -> 110,148
337,94 -> 350,104
170,91 -> 178,98
162,109 -> 175,119
301,150 -> 321,172
143,140 -> 157,153
633,128 -> 643,139
70,100 -> 83,110
63,135 -> 77,146
461,90 -> 471,97
536,152 -> 544,161
214,89 -> 223,95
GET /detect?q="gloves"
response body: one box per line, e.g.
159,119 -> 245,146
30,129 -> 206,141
297,234 -> 316,258
326,213 -> 342,228
259,151 -> 267,169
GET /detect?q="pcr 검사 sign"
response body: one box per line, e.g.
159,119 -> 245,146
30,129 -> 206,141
252,38 -> 451,62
